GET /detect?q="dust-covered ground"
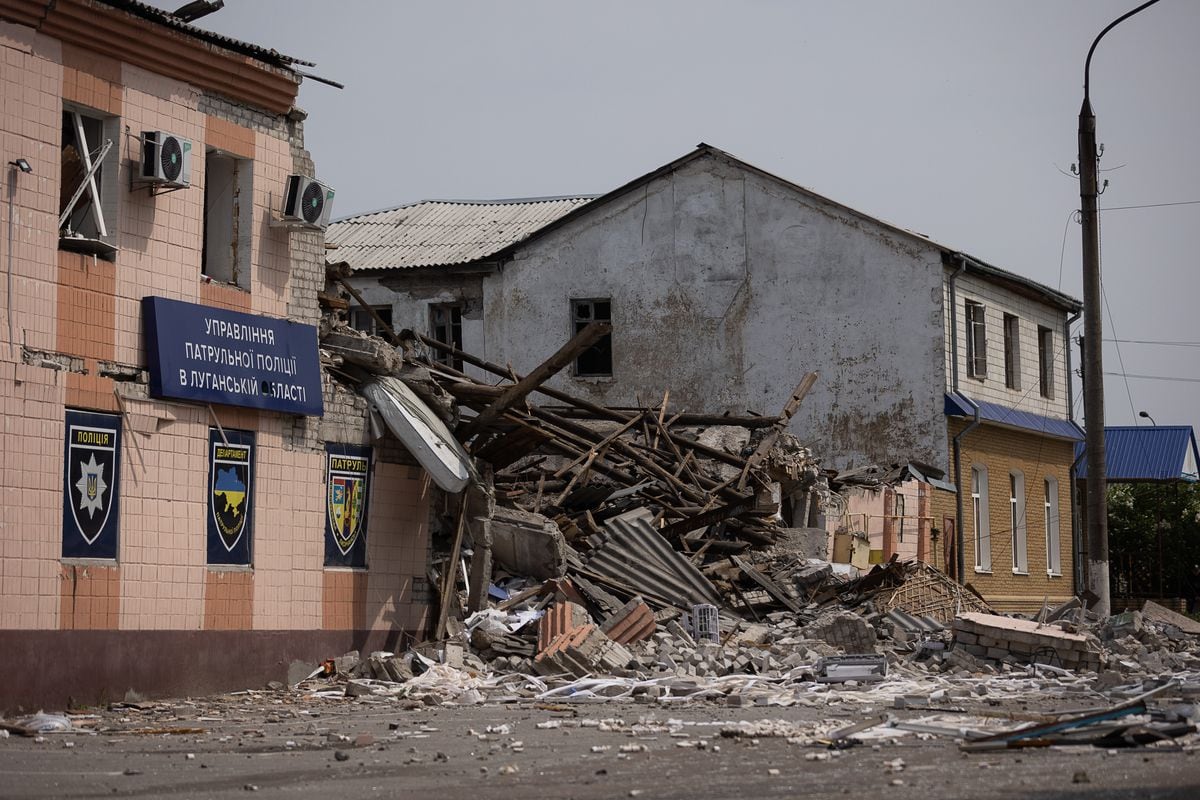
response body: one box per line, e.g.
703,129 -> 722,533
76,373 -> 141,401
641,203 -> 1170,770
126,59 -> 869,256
2,687 -> 1198,800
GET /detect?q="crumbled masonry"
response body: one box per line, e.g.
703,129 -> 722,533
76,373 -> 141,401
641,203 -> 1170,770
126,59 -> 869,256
297,288 -> 1200,753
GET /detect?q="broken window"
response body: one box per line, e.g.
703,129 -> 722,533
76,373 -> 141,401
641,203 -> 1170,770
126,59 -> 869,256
965,300 -> 987,379
972,465 -> 991,571
894,492 -> 906,544
59,107 -> 117,246
1010,470 -> 1027,574
202,149 -> 252,288
571,298 -> 612,377
350,305 -> 394,338
429,303 -> 463,371
1045,477 -> 1061,576
1038,326 -> 1055,399
1003,313 -> 1021,390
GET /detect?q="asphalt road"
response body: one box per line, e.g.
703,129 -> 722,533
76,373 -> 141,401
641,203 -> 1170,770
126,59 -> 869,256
2,695 -> 1198,800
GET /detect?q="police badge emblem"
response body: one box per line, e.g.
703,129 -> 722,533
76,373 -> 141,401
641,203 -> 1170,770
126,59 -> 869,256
62,410 -> 121,559
325,445 -> 370,567
207,428 -> 254,565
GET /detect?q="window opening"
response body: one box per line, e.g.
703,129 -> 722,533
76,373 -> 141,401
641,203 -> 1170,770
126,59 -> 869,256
972,465 -> 991,571
429,304 -> 463,371
572,298 -> 612,377
1038,326 -> 1055,399
1003,313 -> 1021,390
350,305 -> 394,338
59,110 -> 113,240
1045,477 -> 1061,575
202,150 -> 250,287
965,300 -> 987,379
1010,471 -> 1027,573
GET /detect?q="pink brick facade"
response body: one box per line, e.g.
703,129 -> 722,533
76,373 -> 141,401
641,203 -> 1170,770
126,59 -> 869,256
0,4 -> 430,712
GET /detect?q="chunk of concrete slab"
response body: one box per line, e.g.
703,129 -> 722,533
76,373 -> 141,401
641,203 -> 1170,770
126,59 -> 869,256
490,507 -> 568,580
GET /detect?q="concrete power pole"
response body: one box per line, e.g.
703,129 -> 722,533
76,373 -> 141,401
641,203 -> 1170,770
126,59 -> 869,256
1077,0 -> 1161,618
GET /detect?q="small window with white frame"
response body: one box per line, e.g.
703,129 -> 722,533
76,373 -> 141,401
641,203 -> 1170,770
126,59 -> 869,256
972,465 -> 991,571
1045,476 -> 1061,575
1010,470 -> 1028,574
965,300 -> 987,379
59,106 -> 119,251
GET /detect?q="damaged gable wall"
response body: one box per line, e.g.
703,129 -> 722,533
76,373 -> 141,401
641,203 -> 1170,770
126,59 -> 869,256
483,152 -> 949,470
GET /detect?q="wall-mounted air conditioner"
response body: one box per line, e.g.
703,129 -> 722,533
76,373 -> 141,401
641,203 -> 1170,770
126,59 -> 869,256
282,175 -> 335,229
140,131 -> 192,188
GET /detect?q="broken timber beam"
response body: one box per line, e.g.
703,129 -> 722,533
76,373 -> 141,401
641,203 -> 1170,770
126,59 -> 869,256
457,321 -> 611,441
736,371 -> 818,491
416,335 -> 750,469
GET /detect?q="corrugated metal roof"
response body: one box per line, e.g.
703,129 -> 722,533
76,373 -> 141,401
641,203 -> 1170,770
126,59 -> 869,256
1075,426 -> 1199,482
326,196 -> 594,272
579,508 -> 723,610
96,1 -> 310,69
945,392 -> 1085,442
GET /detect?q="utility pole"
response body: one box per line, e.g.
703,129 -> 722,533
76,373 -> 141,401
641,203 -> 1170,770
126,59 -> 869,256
1077,0 -> 1161,618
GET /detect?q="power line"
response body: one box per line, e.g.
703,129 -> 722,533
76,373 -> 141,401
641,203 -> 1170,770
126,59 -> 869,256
1106,338 -> 1200,347
1099,199 -> 1200,211
1104,371 -> 1200,384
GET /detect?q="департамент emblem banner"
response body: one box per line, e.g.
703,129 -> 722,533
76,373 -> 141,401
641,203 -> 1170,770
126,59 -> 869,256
142,296 -> 324,416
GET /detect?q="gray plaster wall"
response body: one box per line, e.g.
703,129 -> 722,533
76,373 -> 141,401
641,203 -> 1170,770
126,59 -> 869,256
482,153 -> 949,470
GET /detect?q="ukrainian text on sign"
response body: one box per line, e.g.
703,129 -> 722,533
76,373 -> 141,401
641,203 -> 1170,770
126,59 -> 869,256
142,296 -> 324,416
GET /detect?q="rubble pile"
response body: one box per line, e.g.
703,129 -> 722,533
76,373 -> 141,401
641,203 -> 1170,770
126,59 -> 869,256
303,286 -> 1200,750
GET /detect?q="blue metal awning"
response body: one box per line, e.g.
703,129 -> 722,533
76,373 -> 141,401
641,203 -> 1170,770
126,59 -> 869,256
1075,425 -> 1199,482
945,392 -> 1085,442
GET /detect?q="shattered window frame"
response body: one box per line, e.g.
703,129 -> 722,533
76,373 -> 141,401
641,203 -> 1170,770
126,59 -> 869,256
59,105 -> 119,245
965,300 -> 987,379
571,298 -> 613,378
349,305 -> 393,338
429,302 -> 464,371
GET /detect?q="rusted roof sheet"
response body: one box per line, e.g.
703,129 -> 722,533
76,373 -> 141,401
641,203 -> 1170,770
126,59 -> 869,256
325,196 -> 594,272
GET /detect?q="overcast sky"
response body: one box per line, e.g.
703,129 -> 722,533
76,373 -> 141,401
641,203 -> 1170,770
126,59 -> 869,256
182,0 -> 1198,436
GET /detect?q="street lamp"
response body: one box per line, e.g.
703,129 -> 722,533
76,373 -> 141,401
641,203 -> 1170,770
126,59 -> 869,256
1078,0 -> 1162,618
1139,410 -> 1157,426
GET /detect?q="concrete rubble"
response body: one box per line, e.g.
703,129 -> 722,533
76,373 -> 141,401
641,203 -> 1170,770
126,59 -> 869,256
296,297 -> 1200,753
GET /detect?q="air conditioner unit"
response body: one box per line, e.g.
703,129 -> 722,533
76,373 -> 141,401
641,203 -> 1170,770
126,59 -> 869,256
140,131 -> 192,188
282,175 -> 335,228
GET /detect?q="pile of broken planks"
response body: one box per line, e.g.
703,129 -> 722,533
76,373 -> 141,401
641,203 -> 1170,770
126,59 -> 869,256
408,323 -> 829,622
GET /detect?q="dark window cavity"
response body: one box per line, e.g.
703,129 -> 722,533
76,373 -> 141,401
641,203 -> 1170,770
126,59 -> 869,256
572,298 -> 612,377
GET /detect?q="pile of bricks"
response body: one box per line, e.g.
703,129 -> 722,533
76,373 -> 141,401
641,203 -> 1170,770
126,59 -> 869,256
806,610 -> 878,653
952,612 -> 1101,671
533,624 -> 633,679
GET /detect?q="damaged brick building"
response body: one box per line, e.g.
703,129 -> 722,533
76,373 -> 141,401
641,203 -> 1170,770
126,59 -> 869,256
0,0 -> 430,711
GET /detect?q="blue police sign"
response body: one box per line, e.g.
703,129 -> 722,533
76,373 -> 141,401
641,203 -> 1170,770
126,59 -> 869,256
142,296 -> 324,416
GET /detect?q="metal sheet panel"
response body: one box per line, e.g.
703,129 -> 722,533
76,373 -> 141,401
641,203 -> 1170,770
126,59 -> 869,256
326,197 -> 593,271
1075,425 -> 1199,481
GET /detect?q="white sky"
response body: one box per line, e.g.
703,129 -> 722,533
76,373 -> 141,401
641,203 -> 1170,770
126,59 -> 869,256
183,0 -> 1199,437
